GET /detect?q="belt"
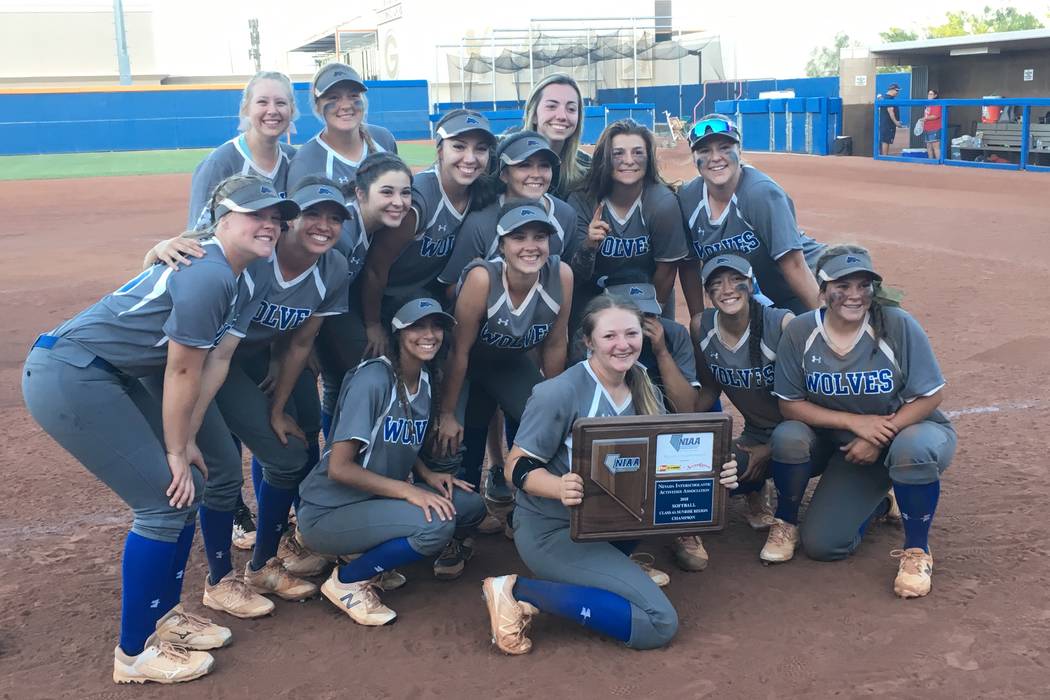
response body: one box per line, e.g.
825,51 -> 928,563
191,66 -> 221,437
33,334 -> 122,375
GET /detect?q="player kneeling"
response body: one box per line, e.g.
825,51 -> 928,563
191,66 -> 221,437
481,296 -> 739,654
295,299 -> 486,625
766,245 -> 955,599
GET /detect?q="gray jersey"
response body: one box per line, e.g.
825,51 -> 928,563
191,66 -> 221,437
437,193 -> 583,285
334,200 -> 371,285
569,183 -> 688,288
773,307 -> 950,425
677,166 -> 825,311
188,136 -> 297,230
638,318 -> 700,392
51,239 -> 251,377
299,357 -> 431,508
235,249 -> 350,351
698,305 -> 792,439
286,125 -> 396,188
385,168 -> 466,299
514,360 -> 665,522
464,256 -> 563,354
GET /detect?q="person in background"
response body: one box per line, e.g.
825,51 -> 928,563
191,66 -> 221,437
922,89 -> 942,160
879,84 -> 904,156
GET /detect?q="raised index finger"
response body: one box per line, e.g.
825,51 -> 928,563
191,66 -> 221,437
591,203 -> 604,223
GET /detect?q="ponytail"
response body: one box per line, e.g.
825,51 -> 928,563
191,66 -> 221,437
625,364 -> 665,415
747,297 -> 766,369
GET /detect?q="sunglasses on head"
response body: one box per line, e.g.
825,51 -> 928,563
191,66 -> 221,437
689,117 -> 739,145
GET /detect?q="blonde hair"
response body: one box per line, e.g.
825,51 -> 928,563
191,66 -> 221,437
524,74 -> 585,195
238,71 -> 298,134
580,295 -> 664,415
311,63 -> 377,153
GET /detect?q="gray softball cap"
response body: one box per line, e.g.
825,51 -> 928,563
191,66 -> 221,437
290,183 -> 351,219
314,63 -> 367,97
435,111 -> 495,143
817,251 -> 883,283
213,180 -> 300,221
495,202 -> 555,237
701,253 -> 753,285
497,131 -> 560,173
391,297 -> 455,331
605,283 -> 662,315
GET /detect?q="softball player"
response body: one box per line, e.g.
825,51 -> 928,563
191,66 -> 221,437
312,152 -> 414,425
676,115 -> 825,317
766,245 -> 955,599
357,110 -> 495,361
21,175 -> 297,684
286,63 -> 398,189
296,298 -> 486,625
434,202 -> 573,541
438,131 -> 585,288
691,254 -> 792,537
187,71 -> 299,230
522,73 -> 591,199
567,119 -> 688,329
480,295 -> 739,654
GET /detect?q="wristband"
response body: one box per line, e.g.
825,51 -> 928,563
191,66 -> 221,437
512,456 -> 547,490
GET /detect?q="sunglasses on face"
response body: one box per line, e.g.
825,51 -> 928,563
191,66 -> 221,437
689,117 -> 740,146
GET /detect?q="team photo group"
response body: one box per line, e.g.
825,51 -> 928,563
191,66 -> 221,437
20,62 -> 955,685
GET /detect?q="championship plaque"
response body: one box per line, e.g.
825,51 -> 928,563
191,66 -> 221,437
569,413 -> 732,541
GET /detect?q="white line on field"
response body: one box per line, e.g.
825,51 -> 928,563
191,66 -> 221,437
945,401 -> 1041,418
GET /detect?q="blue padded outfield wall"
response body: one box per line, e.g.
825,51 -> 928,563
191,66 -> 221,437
714,97 -> 842,155
0,80 -> 430,156
427,104 -> 652,145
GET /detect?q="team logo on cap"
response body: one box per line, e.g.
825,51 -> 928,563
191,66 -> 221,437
527,139 -> 540,146
418,300 -> 434,309
318,186 -> 335,196
520,208 -> 534,217
716,256 -> 729,264
331,70 -> 346,78
466,117 -> 479,125
845,255 -> 861,264
260,185 -> 275,195
629,287 -> 644,296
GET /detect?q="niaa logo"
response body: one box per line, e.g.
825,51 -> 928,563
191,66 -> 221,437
669,434 -> 704,451
604,453 -> 641,474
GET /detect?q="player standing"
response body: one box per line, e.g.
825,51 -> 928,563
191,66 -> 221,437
480,296 -> 739,654
522,73 -> 591,199
297,298 -> 486,625
22,176 -> 297,683
676,115 -> 825,317
767,245 -> 955,598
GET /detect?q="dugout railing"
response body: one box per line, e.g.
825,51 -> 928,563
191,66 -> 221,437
873,98 -> 1050,173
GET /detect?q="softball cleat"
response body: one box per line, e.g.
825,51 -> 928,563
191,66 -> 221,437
433,537 -> 474,580
630,552 -> 671,587
671,535 -> 709,571
321,570 -> 396,626
113,635 -> 214,685
154,605 -> 232,650
244,558 -> 318,601
202,570 -> 275,619
744,489 -> 776,530
482,575 -> 536,655
891,548 -> 933,598
342,553 -> 406,591
760,519 -> 800,563
277,528 -> 329,577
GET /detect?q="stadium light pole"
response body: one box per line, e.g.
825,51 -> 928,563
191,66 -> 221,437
112,0 -> 132,85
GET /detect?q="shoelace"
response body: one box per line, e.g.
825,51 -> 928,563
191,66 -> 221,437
629,552 -> 657,572
767,523 -> 794,546
361,578 -> 386,610
155,641 -> 192,663
176,609 -> 216,632
676,535 -> 704,552
890,549 -> 929,574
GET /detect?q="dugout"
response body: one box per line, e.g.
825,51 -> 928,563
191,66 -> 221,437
839,29 -> 1050,159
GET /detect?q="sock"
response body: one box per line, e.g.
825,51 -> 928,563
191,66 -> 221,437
119,531 -> 178,656
710,397 -> 723,412
513,577 -> 632,643
460,426 -> 488,487
892,481 -> 940,553
250,457 -> 264,506
251,481 -> 296,570
160,521 -> 196,615
611,539 -> 639,556
321,410 -> 333,442
292,438 -> 320,512
198,506 -> 234,585
337,537 -> 422,584
857,497 -> 891,540
772,460 -> 812,524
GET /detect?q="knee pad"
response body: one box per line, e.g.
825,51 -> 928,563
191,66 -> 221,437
771,420 -> 816,464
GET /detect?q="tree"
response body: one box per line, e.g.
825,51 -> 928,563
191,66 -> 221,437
805,32 -> 851,77
880,27 -> 919,43
925,6 -> 1043,37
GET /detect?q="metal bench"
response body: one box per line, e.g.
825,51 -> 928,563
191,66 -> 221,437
957,122 -> 1050,160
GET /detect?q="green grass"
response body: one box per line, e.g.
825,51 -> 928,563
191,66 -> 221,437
0,140 -> 437,182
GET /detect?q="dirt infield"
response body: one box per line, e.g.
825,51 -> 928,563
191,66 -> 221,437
2,148 -> 1048,699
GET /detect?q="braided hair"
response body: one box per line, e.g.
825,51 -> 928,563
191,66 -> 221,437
815,243 -> 889,358
385,316 -> 449,448
703,267 -> 766,369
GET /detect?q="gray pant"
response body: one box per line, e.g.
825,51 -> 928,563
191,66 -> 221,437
512,508 -> 679,650
316,304 -> 369,417
22,346 -> 200,542
139,373 -> 242,513
297,485 -> 486,558
215,349 -> 318,491
463,349 -> 542,428
771,419 -> 957,561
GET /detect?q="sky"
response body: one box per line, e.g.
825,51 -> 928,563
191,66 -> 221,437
4,0 -> 1049,79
